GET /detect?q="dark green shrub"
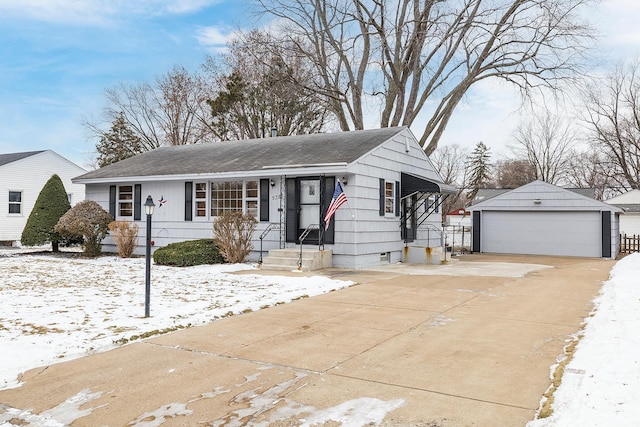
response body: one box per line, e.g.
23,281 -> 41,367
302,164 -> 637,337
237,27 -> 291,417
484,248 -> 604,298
21,174 -> 71,252
153,239 -> 225,267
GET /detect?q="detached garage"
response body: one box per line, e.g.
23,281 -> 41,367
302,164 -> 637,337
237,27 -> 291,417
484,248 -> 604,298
468,181 -> 621,259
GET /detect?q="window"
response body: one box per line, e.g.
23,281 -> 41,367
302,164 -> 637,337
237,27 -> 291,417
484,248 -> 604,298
385,181 -> 395,214
195,182 -> 207,217
118,185 -> 133,217
246,181 -> 258,217
8,191 -> 22,214
210,180 -> 259,217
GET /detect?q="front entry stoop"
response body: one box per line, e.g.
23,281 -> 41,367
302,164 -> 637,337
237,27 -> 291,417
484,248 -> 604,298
260,248 -> 333,272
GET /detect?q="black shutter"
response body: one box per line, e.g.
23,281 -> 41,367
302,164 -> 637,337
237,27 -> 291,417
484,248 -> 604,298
134,184 -> 141,221
379,178 -> 385,216
323,176 -> 335,244
285,178 -> 297,242
395,181 -> 400,217
184,182 -> 193,221
472,211 -> 481,253
602,211 -> 611,258
109,185 -> 116,218
260,179 -> 270,222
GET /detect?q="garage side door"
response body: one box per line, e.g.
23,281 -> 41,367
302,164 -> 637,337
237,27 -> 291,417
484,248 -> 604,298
481,211 -> 601,257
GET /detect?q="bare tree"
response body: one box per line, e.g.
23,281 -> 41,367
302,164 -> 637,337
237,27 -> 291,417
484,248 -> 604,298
254,0 -> 595,154
494,158 -> 537,188
509,112 -> 577,184
564,149 -> 612,200
430,144 -> 470,218
85,65 -> 214,153
581,60 -> 640,191
203,30 -> 329,140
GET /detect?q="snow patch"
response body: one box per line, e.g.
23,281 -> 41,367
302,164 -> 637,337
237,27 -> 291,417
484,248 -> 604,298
0,389 -> 103,426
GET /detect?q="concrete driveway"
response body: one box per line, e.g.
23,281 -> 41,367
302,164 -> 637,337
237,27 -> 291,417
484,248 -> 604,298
0,254 -> 614,426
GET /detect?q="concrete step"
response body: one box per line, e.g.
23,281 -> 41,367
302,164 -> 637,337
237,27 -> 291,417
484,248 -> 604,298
260,248 -> 333,272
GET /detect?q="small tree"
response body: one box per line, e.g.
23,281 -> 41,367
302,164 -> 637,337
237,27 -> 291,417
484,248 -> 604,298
108,220 -> 139,258
21,174 -> 71,252
466,141 -> 493,203
212,212 -> 257,263
55,200 -> 113,257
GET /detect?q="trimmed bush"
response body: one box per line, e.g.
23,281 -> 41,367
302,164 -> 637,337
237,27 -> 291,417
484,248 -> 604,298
55,200 -> 113,257
153,239 -> 225,267
108,220 -> 139,258
21,174 -> 71,252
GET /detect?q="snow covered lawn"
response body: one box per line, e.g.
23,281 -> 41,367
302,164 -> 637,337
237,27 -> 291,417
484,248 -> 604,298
0,249 -> 353,390
527,252 -> 640,426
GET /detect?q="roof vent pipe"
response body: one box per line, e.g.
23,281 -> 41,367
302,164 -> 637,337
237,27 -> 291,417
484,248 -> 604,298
271,127 -> 277,138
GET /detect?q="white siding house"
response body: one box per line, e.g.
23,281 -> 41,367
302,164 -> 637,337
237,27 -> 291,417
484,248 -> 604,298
605,189 -> 640,236
73,127 -> 455,269
0,150 -> 87,245
468,181 -> 621,259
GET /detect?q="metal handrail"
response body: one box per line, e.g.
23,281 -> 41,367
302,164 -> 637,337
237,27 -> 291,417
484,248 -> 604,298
258,223 -> 281,265
298,223 -> 320,270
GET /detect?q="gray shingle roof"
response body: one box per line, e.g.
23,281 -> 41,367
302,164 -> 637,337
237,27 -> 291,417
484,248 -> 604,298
0,150 -> 45,168
76,127 -> 407,181
472,186 -> 595,205
614,204 -> 640,213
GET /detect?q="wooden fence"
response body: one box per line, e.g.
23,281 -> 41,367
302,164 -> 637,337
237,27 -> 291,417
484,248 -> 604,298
620,234 -> 640,254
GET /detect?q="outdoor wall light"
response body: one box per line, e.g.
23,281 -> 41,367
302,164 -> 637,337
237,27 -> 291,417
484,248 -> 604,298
342,176 -> 348,185
270,179 -> 275,187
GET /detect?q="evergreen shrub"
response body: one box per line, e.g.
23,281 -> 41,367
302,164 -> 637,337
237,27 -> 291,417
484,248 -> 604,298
21,174 -> 71,251
153,239 -> 225,267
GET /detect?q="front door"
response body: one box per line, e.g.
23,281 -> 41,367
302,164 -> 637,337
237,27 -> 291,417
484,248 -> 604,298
402,194 -> 417,242
285,176 -> 335,245
299,178 -> 321,243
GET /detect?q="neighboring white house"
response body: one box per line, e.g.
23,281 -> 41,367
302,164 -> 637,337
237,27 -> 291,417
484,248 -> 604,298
468,180 -> 621,259
73,127 -> 455,269
605,189 -> 640,236
1,150 -> 87,246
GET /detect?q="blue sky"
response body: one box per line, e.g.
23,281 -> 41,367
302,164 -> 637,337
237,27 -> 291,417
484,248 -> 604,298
0,0 -> 638,169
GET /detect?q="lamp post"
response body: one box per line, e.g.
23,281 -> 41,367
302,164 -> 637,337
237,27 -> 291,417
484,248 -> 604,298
144,195 -> 155,318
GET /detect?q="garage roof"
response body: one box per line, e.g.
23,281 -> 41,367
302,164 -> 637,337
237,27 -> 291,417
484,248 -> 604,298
468,181 -> 621,212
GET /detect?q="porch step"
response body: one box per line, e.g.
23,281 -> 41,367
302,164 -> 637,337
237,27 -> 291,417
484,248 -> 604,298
260,248 -> 333,272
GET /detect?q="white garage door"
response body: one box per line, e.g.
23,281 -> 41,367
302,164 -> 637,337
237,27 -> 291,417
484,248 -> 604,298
481,211 -> 601,257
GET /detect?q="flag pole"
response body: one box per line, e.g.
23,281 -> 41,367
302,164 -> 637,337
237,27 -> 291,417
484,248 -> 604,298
338,179 -> 356,219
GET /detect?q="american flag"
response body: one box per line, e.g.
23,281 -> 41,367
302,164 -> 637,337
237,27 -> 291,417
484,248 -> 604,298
324,182 -> 347,230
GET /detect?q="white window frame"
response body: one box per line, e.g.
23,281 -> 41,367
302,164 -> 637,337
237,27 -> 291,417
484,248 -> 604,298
210,180 -> 259,217
118,185 -> 133,217
8,190 -> 22,215
384,181 -> 395,216
194,182 -> 208,219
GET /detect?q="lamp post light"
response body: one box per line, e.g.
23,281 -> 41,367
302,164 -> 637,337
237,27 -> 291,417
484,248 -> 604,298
144,195 -> 155,318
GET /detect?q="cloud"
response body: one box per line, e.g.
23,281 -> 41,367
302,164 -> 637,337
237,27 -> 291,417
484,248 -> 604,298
0,0 -> 222,26
195,25 -> 236,53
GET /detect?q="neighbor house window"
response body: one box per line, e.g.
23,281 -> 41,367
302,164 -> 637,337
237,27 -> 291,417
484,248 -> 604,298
385,181 -> 395,214
210,180 -> 259,217
195,182 -> 207,217
118,185 -> 133,217
8,191 -> 22,214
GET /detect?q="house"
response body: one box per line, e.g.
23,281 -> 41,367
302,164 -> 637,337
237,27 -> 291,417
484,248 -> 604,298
1,150 -> 87,246
468,180 -> 621,258
73,127 -> 455,269
605,189 -> 640,236
445,209 -> 471,227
